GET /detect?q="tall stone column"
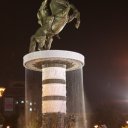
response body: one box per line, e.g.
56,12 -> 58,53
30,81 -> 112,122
42,64 -> 66,127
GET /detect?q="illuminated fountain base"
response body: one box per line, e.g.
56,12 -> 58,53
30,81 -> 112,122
23,50 -> 85,128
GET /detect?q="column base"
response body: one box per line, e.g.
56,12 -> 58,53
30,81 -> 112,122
42,113 -> 77,128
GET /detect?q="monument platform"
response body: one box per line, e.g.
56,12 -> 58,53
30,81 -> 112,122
23,50 -> 85,71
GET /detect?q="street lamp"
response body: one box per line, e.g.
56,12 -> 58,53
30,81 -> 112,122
0,87 -> 5,97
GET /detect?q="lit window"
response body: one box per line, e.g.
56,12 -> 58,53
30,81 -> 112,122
29,108 -> 32,111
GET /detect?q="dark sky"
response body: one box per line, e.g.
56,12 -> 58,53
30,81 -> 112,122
0,1 -> 128,112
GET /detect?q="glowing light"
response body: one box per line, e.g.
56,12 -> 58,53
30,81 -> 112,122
6,126 -> 10,128
94,125 -> 99,128
30,102 -> 32,106
29,108 -> 32,111
21,100 -> 24,104
0,87 -> 5,97
16,101 -> 18,104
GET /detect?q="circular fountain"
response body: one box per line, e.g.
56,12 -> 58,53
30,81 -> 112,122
23,50 -> 85,128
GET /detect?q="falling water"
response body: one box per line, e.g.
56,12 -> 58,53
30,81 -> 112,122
67,68 -> 87,128
24,68 -> 87,128
25,69 -> 42,128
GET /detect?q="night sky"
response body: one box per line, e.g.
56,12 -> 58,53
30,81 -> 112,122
0,1 -> 128,113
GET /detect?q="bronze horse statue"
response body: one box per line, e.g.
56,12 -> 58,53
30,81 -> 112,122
29,0 -> 80,52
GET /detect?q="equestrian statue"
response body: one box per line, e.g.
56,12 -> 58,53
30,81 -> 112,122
29,0 -> 80,52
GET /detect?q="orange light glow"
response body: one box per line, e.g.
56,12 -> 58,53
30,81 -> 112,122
94,125 -> 99,128
0,87 -> 5,97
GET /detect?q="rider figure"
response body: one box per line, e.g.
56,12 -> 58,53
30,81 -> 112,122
29,0 -> 80,52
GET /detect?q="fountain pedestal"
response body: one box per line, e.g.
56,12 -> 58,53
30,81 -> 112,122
23,50 -> 84,128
